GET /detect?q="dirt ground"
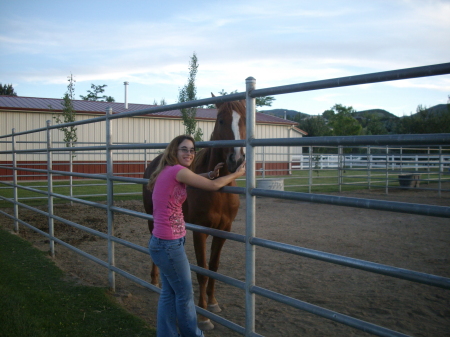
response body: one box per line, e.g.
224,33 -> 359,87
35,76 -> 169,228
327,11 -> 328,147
1,185 -> 449,337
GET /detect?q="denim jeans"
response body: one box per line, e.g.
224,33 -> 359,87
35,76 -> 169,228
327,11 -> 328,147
149,235 -> 204,337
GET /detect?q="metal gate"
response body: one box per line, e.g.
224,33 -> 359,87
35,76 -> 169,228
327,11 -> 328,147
1,62 -> 450,336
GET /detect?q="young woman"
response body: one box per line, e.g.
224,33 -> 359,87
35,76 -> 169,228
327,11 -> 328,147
147,135 -> 246,337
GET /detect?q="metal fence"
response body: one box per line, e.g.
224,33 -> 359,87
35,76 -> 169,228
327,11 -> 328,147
1,62 -> 450,337
3,143 -> 449,202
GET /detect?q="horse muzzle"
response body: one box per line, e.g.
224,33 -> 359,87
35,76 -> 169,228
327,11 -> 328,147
227,152 -> 245,173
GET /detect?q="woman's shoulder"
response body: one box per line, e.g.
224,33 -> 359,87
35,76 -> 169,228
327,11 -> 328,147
164,164 -> 187,175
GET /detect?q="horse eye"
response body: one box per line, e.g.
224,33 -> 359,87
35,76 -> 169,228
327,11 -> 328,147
219,119 -> 224,125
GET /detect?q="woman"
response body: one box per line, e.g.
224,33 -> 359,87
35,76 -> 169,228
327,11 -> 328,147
147,135 -> 246,337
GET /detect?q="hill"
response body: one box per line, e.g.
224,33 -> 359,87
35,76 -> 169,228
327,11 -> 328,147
413,104 -> 449,117
258,109 -> 310,119
260,104 -> 448,121
353,109 -> 398,119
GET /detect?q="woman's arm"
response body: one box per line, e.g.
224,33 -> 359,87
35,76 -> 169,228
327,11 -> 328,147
176,161 -> 245,191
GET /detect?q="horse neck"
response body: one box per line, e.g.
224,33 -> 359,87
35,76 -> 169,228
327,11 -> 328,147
195,147 -> 230,176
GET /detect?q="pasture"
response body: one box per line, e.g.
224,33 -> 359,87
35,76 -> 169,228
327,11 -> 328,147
1,167 -> 447,208
1,184 -> 449,336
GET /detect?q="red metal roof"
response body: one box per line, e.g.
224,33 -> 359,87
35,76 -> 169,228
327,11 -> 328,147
0,96 -> 303,129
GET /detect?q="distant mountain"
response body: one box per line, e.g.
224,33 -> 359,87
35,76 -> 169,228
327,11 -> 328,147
412,104 -> 449,117
353,109 -> 398,119
258,109 -> 310,119
260,104 -> 448,121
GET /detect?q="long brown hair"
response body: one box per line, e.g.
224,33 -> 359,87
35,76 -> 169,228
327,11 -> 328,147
147,135 -> 195,191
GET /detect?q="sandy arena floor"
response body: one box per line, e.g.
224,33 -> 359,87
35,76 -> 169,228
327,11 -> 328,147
1,186 -> 449,337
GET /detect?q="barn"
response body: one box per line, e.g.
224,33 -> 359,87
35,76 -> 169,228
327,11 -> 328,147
0,96 -> 306,180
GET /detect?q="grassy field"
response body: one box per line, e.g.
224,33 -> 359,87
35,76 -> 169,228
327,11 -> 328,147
0,168 -> 446,207
0,227 -> 156,337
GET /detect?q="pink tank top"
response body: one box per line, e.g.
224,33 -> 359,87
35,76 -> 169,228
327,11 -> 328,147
152,165 -> 187,240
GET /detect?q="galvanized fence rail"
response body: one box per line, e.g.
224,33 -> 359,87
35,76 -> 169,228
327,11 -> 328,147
3,144 -> 449,201
0,62 -> 450,337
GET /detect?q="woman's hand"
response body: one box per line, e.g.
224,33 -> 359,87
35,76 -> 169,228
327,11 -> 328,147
235,160 -> 246,178
212,162 -> 224,178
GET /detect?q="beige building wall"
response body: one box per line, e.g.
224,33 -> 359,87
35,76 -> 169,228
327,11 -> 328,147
1,111 -> 301,163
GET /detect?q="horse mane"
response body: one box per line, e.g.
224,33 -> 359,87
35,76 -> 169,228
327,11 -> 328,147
191,147 -> 208,173
217,100 -> 246,118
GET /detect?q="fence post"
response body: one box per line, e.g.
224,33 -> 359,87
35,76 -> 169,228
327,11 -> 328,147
338,145 -> 343,192
400,146 -> 403,172
262,146 -> 266,178
46,120 -> 55,257
385,146 -> 389,195
105,107 -> 116,292
427,147 -> 430,185
438,146 -> 442,198
12,128 -> 19,233
367,146 -> 371,190
144,139 -> 147,169
69,147 -> 73,206
308,146 -> 312,193
245,76 -> 256,336
288,127 -> 292,175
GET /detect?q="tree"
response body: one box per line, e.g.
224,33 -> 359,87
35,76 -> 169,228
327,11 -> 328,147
178,52 -> 203,141
256,96 -> 275,108
152,98 -> 167,105
395,102 -> 450,134
0,83 -> 17,96
326,104 -> 362,136
297,115 -> 331,137
80,84 -> 115,102
206,89 -> 275,110
54,74 -> 78,152
358,112 -> 388,135
322,109 -> 335,121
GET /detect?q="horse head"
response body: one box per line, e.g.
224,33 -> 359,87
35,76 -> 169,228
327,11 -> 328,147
211,93 -> 246,173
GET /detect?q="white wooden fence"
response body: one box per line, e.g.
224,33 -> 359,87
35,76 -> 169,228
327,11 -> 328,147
292,154 -> 450,171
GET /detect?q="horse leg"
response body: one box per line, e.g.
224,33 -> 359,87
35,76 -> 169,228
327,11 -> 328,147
206,235 -> 227,313
193,231 -> 215,331
147,219 -> 159,287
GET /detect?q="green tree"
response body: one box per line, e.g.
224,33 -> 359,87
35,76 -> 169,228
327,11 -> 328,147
178,52 -> 203,141
80,84 -> 115,102
205,89 -> 275,110
322,109 -> 335,121
359,112 -> 388,135
395,101 -> 450,134
152,98 -> 167,105
0,83 -> 17,96
326,104 -> 362,136
296,115 -> 331,137
54,74 -> 78,152
256,96 -> 275,108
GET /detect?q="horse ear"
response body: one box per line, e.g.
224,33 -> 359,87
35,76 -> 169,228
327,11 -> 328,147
211,92 -> 223,109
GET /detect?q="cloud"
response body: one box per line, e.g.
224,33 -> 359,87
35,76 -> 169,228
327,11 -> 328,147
313,93 -> 342,103
1,0 -> 449,115
388,78 -> 450,91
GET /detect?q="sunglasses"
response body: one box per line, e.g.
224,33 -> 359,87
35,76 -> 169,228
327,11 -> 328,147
178,147 -> 196,154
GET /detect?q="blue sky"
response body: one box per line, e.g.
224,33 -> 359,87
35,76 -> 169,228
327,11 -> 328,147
1,0 -> 449,116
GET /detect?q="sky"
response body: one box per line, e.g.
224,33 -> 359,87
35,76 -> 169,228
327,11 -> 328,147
1,0 -> 449,117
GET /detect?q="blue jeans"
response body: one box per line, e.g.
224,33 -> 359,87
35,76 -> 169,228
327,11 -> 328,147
149,236 -> 204,337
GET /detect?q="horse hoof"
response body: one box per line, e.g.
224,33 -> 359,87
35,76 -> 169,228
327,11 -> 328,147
198,319 -> 215,331
207,303 -> 222,313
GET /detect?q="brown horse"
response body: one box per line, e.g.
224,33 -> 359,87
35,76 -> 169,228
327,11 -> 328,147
142,98 -> 246,330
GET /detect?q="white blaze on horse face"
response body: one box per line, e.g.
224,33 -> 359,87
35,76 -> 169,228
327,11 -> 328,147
231,111 -> 244,161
